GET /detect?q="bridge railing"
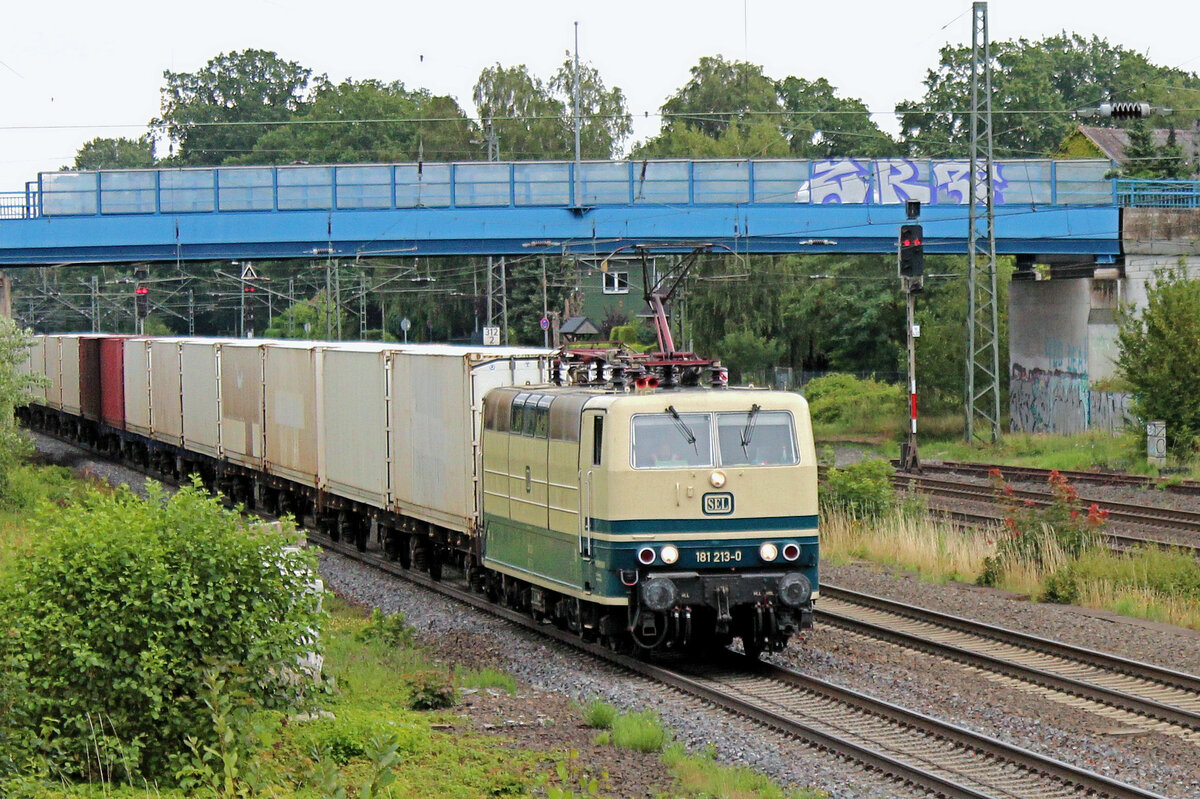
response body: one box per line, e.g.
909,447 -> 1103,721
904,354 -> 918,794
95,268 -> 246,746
1115,178 -> 1200,208
0,186 -> 40,219
26,158 -> 1119,218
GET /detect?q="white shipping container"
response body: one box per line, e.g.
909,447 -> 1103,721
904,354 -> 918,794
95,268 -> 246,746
389,345 -> 549,533
263,342 -> 320,486
28,337 -> 48,404
320,343 -> 398,507
149,339 -> 184,445
219,342 -> 265,470
123,338 -> 153,437
59,335 -> 81,415
180,340 -> 222,458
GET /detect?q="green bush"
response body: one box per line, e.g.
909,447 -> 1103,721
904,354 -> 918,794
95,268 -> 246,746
582,699 -> 617,729
803,373 -> 904,427
355,608 -> 415,648
821,459 -> 894,518
0,481 -> 324,783
402,671 -> 457,710
610,711 -> 669,753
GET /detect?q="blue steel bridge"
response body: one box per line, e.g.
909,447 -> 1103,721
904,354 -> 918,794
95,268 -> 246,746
0,156 -> 1164,265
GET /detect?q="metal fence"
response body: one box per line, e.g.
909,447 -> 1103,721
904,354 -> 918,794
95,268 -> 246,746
17,158 -> 1120,219
1115,179 -> 1200,208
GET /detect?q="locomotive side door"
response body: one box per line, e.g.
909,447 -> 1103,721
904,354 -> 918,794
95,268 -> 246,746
577,409 -> 606,560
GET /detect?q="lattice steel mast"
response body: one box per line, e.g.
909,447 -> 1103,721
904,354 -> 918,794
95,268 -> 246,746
965,0 -> 1002,443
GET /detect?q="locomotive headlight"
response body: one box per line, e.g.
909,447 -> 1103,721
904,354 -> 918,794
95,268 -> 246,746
778,573 -> 813,607
709,470 -> 727,488
637,546 -> 657,565
782,542 -> 801,562
660,545 -> 680,565
759,542 -> 779,562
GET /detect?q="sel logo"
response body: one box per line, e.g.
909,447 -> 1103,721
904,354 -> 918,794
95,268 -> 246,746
702,492 -> 734,516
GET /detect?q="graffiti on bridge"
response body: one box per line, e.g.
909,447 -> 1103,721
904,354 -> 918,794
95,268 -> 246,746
1010,364 -> 1134,435
797,159 -> 1009,205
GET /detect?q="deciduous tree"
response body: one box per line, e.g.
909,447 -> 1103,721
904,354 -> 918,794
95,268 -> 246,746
153,49 -> 318,165
473,64 -> 568,159
1117,266 -> 1200,454
69,136 -> 155,170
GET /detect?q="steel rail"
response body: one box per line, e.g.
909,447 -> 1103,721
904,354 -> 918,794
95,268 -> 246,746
900,482 -> 1200,559
314,534 -> 1165,799
901,460 -> 1200,497
23,432 -> 1170,799
818,584 -> 1200,731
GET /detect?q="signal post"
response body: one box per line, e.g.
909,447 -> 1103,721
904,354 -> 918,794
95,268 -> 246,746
899,206 -> 924,472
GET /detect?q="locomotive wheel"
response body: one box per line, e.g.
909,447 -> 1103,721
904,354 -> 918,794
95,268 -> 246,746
409,536 -> 427,572
397,533 -> 412,569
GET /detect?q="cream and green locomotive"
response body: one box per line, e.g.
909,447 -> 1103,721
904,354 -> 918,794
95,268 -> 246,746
480,383 -> 818,656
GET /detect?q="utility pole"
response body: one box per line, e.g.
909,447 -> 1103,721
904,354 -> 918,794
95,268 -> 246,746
500,257 -> 508,345
573,21 -> 582,164
965,0 -> 1001,444
90,275 -> 99,332
541,256 -> 549,348
359,270 -> 367,338
188,288 -> 195,335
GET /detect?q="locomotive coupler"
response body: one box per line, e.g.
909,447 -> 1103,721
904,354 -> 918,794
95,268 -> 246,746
715,586 -> 732,633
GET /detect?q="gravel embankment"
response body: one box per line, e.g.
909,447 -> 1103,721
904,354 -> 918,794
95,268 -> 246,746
29,432 -> 1200,798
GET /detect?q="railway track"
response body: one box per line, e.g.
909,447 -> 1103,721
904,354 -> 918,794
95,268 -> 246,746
894,473 -> 1200,532
818,584 -> 1200,737
925,504 -> 1200,557
26,433 -> 1177,798
894,473 -> 1200,557
314,533 -> 1168,799
905,460 -> 1200,497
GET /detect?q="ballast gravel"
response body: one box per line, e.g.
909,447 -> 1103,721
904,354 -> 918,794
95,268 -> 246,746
30,432 -> 1200,798
318,548 -> 916,799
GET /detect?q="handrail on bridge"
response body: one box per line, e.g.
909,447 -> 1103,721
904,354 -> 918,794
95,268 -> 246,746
2,158 -> 1176,221
1115,178 -> 1200,208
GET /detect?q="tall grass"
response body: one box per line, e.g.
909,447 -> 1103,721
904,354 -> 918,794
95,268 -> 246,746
820,506 -> 996,584
822,504 -> 1200,631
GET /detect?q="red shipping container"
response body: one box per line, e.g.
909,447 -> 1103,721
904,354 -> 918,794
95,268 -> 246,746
79,336 -> 103,421
100,336 -> 129,429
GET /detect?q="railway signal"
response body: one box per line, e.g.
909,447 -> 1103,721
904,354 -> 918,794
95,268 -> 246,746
134,266 -> 149,321
899,224 -> 924,278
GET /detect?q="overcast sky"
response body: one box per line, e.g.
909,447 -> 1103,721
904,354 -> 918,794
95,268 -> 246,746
2,0 -> 1198,190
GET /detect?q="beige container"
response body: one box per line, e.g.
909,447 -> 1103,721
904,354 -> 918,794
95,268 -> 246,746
388,345 -> 549,533
219,342 -> 265,470
58,335 -> 81,414
21,337 -> 46,405
123,338 -> 153,437
263,342 -> 320,486
180,340 -> 223,458
149,339 -> 184,445
319,343 -> 396,507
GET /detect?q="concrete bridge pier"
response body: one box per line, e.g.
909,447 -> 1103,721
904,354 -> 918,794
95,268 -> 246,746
1009,208 -> 1200,435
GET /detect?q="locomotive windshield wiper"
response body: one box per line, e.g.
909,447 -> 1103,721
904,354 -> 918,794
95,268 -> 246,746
740,403 -> 761,454
665,405 -> 696,447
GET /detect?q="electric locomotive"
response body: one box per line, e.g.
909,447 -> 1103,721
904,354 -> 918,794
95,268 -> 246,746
479,351 -> 818,656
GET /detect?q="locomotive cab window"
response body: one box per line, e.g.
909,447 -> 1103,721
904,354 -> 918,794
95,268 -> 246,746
631,412 -> 713,469
716,410 -> 798,467
510,393 -> 530,432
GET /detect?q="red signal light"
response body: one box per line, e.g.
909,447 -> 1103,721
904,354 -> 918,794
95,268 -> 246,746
243,286 -> 257,293
135,286 -> 149,295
